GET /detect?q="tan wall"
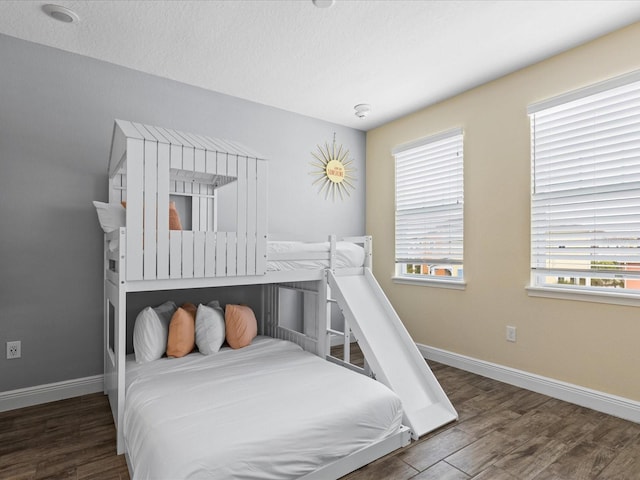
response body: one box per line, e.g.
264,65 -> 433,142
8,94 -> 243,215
366,22 -> 640,401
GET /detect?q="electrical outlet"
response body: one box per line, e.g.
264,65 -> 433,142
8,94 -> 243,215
6,341 -> 21,359
506,326 -> 517,343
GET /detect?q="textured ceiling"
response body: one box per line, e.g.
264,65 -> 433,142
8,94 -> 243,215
1,1 -> 640,130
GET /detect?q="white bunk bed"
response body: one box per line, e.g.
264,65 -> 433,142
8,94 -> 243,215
102,120 -> 417,479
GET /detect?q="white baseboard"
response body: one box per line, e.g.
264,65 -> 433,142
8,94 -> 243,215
0,375 -> 104,413
418,344 -> 640,424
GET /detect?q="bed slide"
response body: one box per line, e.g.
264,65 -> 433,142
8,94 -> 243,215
327,269 -> 457,439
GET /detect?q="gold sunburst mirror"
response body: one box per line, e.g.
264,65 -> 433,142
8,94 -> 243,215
310,134 -> 356,201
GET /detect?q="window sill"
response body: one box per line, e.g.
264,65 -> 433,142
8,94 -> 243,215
526,285 -> 640,307
392,276 -> 466,290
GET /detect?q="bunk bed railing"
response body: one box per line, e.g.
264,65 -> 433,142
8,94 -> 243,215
107,232 -> 372,287
107,230 -> 268,281
165,231 -> 266,279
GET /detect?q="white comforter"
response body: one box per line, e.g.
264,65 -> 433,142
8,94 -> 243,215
124,337 -> 402,479
266,241 -> 365,271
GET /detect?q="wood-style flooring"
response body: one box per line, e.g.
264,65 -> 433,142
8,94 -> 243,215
1,347 -> 639,480
0,393 -> 128,479
344,360 -> 640,480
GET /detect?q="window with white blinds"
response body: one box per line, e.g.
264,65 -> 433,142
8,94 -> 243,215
529,71 -> 640,293
393,128 -> 464,281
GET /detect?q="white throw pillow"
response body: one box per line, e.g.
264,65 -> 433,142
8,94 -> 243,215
195,304 -> 226,355
93,201 -> 125,233
133,301 -> 177,363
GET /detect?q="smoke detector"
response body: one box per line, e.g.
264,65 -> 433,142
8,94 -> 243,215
354,104 -> 371,118
42,4 -> 80,23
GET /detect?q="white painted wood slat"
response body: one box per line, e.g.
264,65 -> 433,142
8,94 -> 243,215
217,151 -> 228,177
193,147 -> 206,230
183,146 -> 195,196
206,186 -> 214,231
169,143 -> 183,169
143,138 -> 158,280
182,231 -> 194,278
226,231 -> 237,277
126,138 -> 144,281
156,141 -> 170,279
131,122 -> 154,141
170,146 -> 182,196
194,231 -> 205,278
256,159 -> 268,275
216,232 -> 227,276
205,232 -> 216,277
180,131 -> 204,150
154,126 -> 179,145
246,157 -> 257,275
172,129 -> 196,149
141,124 -> 170,144
236,157 -> 247,276
170,231 -> 181,279
205,149 -> 217,175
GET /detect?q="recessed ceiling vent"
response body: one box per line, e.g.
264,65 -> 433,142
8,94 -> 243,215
42,4 -> 80,23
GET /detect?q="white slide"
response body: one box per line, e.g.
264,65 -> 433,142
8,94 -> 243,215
328,269 -> 458,439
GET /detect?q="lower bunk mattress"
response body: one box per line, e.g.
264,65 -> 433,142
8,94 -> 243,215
124,336 -> 403,479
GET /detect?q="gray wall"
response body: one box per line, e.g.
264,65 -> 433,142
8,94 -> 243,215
0,34 -> 365,392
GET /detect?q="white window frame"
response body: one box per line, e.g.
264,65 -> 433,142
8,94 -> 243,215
392,128 -> 465,289
528,70 -> 640,306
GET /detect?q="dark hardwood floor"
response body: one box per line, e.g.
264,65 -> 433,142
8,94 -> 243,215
2,346 -> 639,479
344,359 -> 640,480
0,393 -> 128,479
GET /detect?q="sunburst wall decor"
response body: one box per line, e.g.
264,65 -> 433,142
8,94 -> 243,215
310,134 -> 356,201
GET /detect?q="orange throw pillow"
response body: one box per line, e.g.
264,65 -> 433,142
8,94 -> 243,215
167,303 -> 196,357
181,302 -> 197,318
169,201 -> 183,230
225,305 -> 257,349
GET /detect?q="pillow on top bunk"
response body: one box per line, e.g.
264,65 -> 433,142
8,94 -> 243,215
168,201 -> 183,230
93,201 -> 125,233
167,303 -> 197,358
195,304 -> 225,355
120,200 -> 183,230
225,304 -> 257,349
133,301 -> 177,363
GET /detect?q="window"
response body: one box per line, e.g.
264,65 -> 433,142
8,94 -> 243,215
392,128 -> 464,284
529,71 -> 640,295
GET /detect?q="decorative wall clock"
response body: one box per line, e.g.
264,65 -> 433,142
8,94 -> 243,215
310,133 -> 356,201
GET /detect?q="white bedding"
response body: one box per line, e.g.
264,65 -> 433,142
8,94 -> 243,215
266,241 -> 365,271
124,337 -> 402,479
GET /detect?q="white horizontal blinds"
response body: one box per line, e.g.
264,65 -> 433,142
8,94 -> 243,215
530,75 -> 640,280
394,129 -> 464,265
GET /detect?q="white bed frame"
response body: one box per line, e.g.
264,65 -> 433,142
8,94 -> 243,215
103,120 -> 411,478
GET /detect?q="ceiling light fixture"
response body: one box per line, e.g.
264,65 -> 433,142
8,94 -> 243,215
42,4 -> 80,23
354,104 -> 371,119
312,0 -> 335,8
